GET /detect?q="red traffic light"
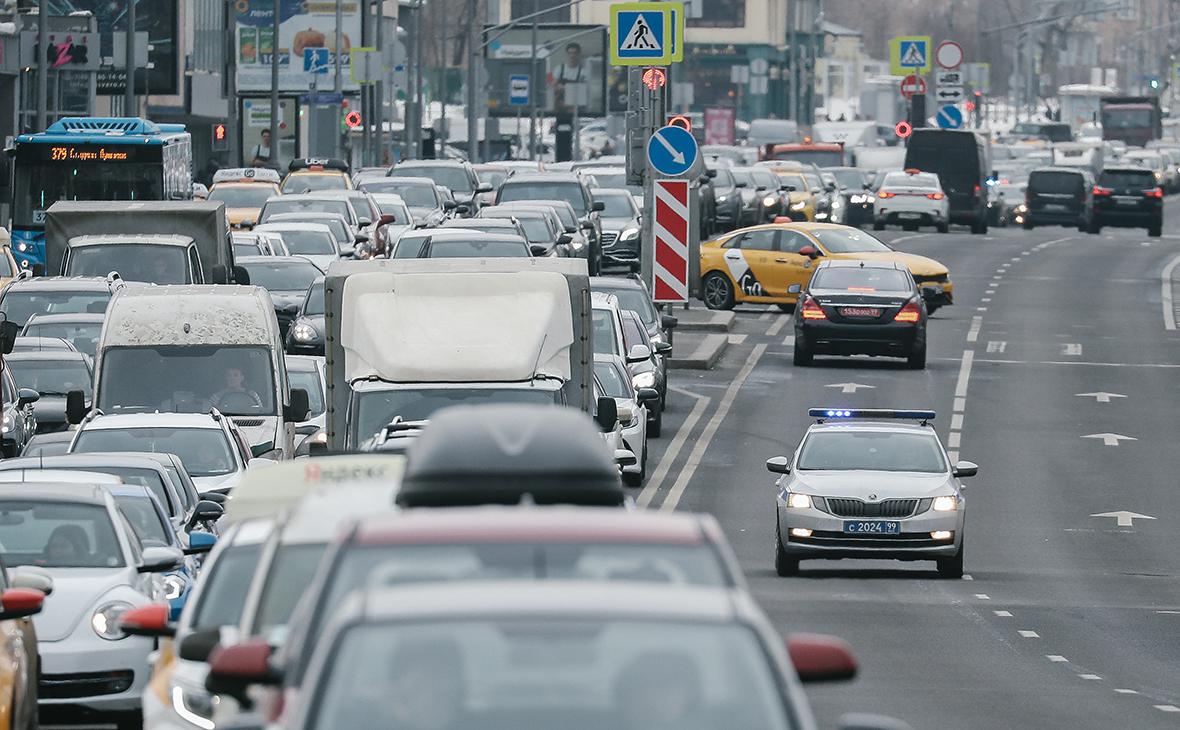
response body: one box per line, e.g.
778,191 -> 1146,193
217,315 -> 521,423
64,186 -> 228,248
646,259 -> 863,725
965,101 -> 976,112
642,67 -> 667,91
894,120 -> 913,139
344,111 -> 363,129
667,115 -> 691,132
213,123 -> 227,141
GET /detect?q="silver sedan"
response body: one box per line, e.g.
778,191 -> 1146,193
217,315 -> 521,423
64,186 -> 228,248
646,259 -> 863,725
767,409 -> 977,578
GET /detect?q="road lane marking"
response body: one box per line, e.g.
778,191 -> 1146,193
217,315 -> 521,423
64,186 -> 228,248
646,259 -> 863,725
1161,252 -> 1180,330
728,334 -> 747,345
1115,689 -> 1139,695
767,315 -> 789,337
948,432 -> 961,448
1047,655 -> 1068,662
1075,392 -> 1125,403
976,306 -> 988,312
758,310 -> 773,321
954,351 -> 975,398
985,289 -> 995,295
1082,433 -> 1137,447
1078,674 -> 1102,681
1010,257 -> 1021,262
986,340 -> 1006,353
953,397 -> 966,412
974,593 -> 989,600
981,297 -> 992,302
660,344 -> 767,512
782,334 -> 795,346
967,316 -> 982,342
994,610 -> 1012,617
1155,705 -> 1180,713
1018,630 -> 1040,638
889,233 -> 930,244
637,387 -> 711,508
1090,510 -> 1154,527
826,382 -> 875,394
1062,343 -> 1082,356
951,414 -> 964,430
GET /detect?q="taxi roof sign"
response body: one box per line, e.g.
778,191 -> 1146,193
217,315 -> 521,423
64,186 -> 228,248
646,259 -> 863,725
212,167 -> 281,185
288,157 -> 350,173
610,2 -> 684,66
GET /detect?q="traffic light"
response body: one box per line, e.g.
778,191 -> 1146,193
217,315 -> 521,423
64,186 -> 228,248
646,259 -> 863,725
344,110 -> 362,129
211,122 -> 229,152
667,115 -> 691,132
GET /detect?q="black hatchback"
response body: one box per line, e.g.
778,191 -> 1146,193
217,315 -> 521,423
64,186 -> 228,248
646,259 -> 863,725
1023,167 -> 1094,232
1091,167 -> 1164,237
793,260 -> 930,369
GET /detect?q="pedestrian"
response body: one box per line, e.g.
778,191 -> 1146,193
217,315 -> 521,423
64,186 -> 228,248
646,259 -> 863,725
249,129 -> 274,168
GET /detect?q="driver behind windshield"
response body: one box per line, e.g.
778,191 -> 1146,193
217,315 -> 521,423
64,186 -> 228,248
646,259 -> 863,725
210,367 -> 263,411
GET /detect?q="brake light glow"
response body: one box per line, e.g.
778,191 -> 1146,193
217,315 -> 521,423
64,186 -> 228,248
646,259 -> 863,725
973,184 -> 981,195
894,301 -> 921,323
904,168 -> 921,175
1145,187 -> 1164,199
801,298 -> 827,320
926,192 -> 945,200
1093,186 -> 1112,197
877,191 -> 896,199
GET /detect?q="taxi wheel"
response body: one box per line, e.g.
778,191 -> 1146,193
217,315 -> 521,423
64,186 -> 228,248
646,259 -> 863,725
775,518 -> 800,577
702,273 -> 735,310
937,545 -> 964,579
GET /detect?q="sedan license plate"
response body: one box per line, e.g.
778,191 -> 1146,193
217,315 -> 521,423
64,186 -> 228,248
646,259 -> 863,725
898,212 -> 921,220
843,520 -> 900,534
839,307 -> 880,318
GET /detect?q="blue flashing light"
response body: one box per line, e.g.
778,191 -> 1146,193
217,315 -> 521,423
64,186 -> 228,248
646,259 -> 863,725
808,408 -> 936,421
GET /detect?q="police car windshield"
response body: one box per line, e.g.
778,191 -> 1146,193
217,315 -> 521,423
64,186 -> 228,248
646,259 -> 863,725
209,186 -> 273,208
809,229 -> 891,254
797,431 -> 947,473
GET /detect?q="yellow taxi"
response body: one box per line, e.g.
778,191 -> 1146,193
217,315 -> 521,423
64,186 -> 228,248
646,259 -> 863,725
280,158 -> 354,194
700,222 -> 954,312
208,168 -> 282,228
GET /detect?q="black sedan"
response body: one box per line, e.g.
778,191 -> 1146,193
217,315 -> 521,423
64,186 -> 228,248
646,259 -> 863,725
237,256 -> 325,338
286,277 -> 326,356
824,167 -> 876,227
793,260 -> 931,369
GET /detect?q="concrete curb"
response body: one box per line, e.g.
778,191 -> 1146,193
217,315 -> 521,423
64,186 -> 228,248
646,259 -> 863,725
674,310 -> 735,333
669,334 -> 728,370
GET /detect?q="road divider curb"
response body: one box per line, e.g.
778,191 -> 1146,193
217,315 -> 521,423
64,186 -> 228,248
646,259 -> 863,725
674,309 -> 735,333
669,334 -> 728,370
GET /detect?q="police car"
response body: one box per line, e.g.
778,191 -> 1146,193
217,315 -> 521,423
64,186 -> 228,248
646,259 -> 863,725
208,167 -> 282,228
767,409 -> 977,578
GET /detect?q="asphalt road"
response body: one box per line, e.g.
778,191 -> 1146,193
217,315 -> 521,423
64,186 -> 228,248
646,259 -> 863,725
640,205 -> 1180,729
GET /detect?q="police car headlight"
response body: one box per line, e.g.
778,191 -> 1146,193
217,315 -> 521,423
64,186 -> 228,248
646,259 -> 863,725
790,201 -> 807,211
163,574 -> 187,601
932,495 -> 958,512
620,227 -> 640,241
291,323 -> 318,343
786,493 -> 812,510
763,195 -> 777,207
632,371 -> 656,389
92,601 -> 133,640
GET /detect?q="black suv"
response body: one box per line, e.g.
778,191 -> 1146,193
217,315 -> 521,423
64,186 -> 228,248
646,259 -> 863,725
496,173 -> 605,274
1022,167 -> 1094,232
1091,167 -> 1164,237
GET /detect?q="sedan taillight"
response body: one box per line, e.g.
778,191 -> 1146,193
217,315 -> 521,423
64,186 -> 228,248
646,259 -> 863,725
1093,186 -> 1113,197
926,192 -> 945,200
877,191 -> 896,199
801,298 -> 827,320
893,301 -> 922,323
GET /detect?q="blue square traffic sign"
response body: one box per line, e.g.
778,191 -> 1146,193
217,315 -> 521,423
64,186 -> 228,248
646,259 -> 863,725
303,48 -> 330,74
509,74 -> 530,106
616,11 -> 665,59
899,39 -> 927,68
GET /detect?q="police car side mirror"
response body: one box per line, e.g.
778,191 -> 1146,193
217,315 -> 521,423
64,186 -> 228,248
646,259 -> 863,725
953,460 -> 978,478
766,456 -> 791,475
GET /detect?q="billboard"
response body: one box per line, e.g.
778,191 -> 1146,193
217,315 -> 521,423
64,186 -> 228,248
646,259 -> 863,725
235,0 -> 362,94
485,25 -> 606,117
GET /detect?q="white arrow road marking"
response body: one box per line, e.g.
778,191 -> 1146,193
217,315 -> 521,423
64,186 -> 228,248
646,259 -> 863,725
1075,392 -> 1126,403
1082,433 -> 1136,446
1062,343 -> 1082,356
1091,510 -> 1156,527
653,131 -> 686,165
986,340 -> 1006,353
825,382 -> 875,394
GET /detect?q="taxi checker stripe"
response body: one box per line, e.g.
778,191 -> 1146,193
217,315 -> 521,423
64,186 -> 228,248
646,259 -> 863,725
654,180 -> 690,300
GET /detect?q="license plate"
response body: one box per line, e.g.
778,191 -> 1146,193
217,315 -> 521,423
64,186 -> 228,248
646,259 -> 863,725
1115,197 -> 1139,206
839,307 -> 880,317
843,520 -> 901,534
898,212 -> 921,219
1044,204 -> 1067,212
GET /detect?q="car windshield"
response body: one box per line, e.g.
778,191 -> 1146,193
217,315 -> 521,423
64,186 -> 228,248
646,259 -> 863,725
500,182 -> 587,215
209,186 -> 274,208
352,388 -> 559,443
115,494 -> 172,547
310,619 -> 791,730
361,182 -> 438,207
810,267 -> 912,292
67,244 -> 190,284
391,166 -> 472,193
282,175 -> 348,193
0,501 -> 125,568
252,543 -> 328,638
512,218 -> 552,243
475,169 -> 508,188
241,261 -> 323,292
603,288 -> 657,326
596,194 -> 636,218
271,230 -> 336,256
589,172 -> 628,188
594,362 -> 629,398
592,309 -> 620,355
1030,172 -> 1083,194
373,200 -> 411,223
97,345 -> 276,416
302,283 -> 325,316
883,173 -> 937,189
190,543 -> 262,631
829,169 -> 866,189
262,199 -> 351,222
798,431 -> 947,472
73,427 -> 236,478
234,243 -> 263,257
20,321 -> 100,356
429,240 -> 529,258
288,369 -> 325,417
810,228 -> 891,254
6,358 -> 90,397
0,288 -> 111,328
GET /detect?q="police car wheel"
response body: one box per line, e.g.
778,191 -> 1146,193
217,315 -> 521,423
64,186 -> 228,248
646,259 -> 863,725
775,518 -> 799,577
937,545 -> 964,579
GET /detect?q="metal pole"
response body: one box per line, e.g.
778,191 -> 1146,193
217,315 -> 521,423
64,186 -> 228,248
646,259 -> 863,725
375,0 -> 385,165
225,0 -> 240,165
528,0 -> 538,160
466,0 -> 479,162
269,0 -> 280,167
787,2 -> 797,121
334,0 -> 344,159
36,0 -> 47,130
438,0 -> 447,153
361,0 -> 371,166
124,0 -> 136,115
413,0 -> 423,158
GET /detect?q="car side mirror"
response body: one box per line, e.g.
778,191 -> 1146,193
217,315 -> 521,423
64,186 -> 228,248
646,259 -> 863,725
595,396 -> 618,431
286,388 -> 311,423
206,640 -> 282,704
476,182 -> 494,193
706,168 -> 718,178
653,340 -> 672,355
185,530 -> 219,555
187,502 -> 224,532
614,449 -> 637,468
784,185 -> 797,192
178,627 -> 222,662
529,244 -> 550,257
138,546 -> 183,574
787,633 -> 858,683
0,588 -> 43,621
198,491 -> 227,504
581,220 -> 595,230
17,388 -> 39,408
10,568 -> 53,596
354,232 -> 370,243
636,387 -> 660,404
734,181 -> 748,188
0,320 -> 18,355
766,456 -> 791,474
661,314 -> 678,329
232,265 -> 251,285
756,185 -> 767,192
953,460 -> 978,478
119,603 -> 175,638
378,214 -> 397,226
592,201 -> 606,212
826,183 -> 837,192
456,204 -> 471,215
65,389 -> 89,425
443,200 -> 458,210
626,344 -> 652,363
557,233 -> 572,245
798,245 -> 820,259
564,225 -> 577,234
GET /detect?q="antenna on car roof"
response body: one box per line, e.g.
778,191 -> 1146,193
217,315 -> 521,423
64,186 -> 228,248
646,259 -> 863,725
529,333 -> 549,386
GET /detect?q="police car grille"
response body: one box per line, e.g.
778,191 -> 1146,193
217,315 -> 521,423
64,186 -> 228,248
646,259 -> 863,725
824,498 -> 919,518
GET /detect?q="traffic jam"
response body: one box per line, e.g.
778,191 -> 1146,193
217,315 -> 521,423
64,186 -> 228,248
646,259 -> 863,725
0,3 -> 1179,729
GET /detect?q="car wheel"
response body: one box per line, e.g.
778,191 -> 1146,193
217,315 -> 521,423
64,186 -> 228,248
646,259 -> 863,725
907,342 -> 927,370
1022,219 -> 1034,230
937,222 -> 949,234
1149,225 -> 1163,238
702,272 -> 735,310
623,464 -> 643,487
937,543 -> 964,579
1088,221 -> 1101,234
649,406 -> 663,438
872,221 -> 885,231
971,219 -> 985,234
926,302 -> 940,315
775,517 -> 800,577
776,303 -> 795,313
793,339 -> 813,366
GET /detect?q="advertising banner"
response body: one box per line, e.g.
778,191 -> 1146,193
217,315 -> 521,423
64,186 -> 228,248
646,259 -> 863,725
235,0 -> 362,94
485,25 -> 607,117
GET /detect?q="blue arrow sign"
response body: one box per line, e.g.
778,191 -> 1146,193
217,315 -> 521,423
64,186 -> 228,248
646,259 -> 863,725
647,125 -> 699,177
304,48 -> 330,74
936,104 -> 963,129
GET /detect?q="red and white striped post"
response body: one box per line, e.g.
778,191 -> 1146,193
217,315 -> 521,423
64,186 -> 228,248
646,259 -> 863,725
653,179 -> 690,302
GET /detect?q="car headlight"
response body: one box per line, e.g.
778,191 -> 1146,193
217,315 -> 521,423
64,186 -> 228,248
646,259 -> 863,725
92,601 -> 133,640
932,495 -> 958,512
171,683 -> 218,730
1,411 -> 11,435
291,323 -> 318,342
717,195 -> 729,203
786,492 -> 812,509
163,574 -> 187,601
632,371 -> 656,389
791,201 -> 807,211
620,227 -> 640,241
762,195 -> 777,207
831,199 -> 843,209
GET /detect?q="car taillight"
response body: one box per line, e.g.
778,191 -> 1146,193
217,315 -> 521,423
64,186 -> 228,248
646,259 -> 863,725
801,298 -> 827,320
877,191 -> 896,199
1093,186 -> 1112,197
1145,187 -> 1164,199
926,192 -> 945,200
973,184 -> 981,195
894,301 -> 921,323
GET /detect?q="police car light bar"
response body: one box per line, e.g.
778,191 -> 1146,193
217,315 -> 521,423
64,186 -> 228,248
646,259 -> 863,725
809,408 -> 936,422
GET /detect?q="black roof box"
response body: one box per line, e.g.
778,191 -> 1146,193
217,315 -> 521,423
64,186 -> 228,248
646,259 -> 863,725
397,405 -> 625,508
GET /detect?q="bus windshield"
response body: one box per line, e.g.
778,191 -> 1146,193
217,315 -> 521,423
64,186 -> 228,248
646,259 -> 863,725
14,161 -> 163,225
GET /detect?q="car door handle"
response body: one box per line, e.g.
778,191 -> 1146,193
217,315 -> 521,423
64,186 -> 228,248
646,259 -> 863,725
774,258 -> 791,263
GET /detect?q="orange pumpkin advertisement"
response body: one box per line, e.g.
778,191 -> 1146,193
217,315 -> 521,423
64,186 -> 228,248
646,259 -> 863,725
234,0 -> 361,93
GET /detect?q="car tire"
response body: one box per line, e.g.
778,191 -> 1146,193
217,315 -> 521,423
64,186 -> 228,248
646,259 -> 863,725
649,406 -> 663,438
702,272 -> 735,310
971,219 -> 985,234
793,340 -> 813,367
937,222 -> 949,234
776,303 -> 795,313
1149,225 -> 1163,238
623,461 -> 644,487
873,220 -> 885,231
907,342 -> 927,370
937,544 -> 965,579
1022,219 -> 1034,230
926,302 -> 940,315
1088,221 -> 1101,234
775,518 -> 800,577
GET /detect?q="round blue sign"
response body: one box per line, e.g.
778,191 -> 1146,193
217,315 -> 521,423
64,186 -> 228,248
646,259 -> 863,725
936,105 -> 963,130
646,125 -> 699,177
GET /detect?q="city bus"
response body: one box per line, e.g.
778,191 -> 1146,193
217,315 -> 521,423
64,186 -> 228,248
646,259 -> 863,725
7,117 -> 193,272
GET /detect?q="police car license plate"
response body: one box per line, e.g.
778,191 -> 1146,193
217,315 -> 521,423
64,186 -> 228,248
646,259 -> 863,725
840,307 -> 880,318
843,520 -> 900,534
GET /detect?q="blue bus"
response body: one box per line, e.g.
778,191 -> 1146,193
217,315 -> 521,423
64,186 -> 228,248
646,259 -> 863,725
8,117 -> 193,272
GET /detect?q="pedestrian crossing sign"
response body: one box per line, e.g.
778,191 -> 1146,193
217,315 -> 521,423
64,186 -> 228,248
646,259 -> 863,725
610,2 -> 684,66
889,36 -> 932,76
